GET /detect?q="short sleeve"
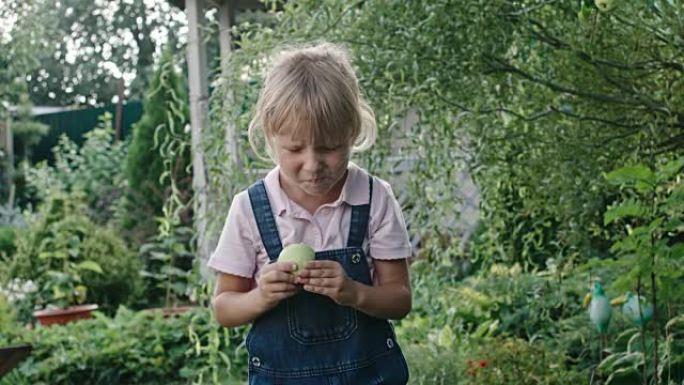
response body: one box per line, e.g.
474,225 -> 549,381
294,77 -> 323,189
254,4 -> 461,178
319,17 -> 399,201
207,191 -> 258,278
368,179 -> 412,260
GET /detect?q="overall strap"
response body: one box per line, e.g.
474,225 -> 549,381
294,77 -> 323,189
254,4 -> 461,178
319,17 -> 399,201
347,176 -> 374,248
248,180 -> 283,261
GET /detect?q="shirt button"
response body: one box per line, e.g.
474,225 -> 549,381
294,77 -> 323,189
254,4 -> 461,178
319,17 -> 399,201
251,356 -> 261,367
352,253 -> 361,264
386,338 -> 394,349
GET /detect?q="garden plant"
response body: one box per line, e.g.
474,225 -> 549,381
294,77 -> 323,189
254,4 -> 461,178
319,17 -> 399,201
0,0 -> 682,384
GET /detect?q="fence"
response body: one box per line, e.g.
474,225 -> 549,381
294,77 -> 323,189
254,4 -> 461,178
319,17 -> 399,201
31,101 -> 143,163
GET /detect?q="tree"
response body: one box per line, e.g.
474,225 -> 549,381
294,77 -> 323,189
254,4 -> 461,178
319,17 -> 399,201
0,0 -> 186,107
11,92 -> 49,162
210,0 -> 683,268
0,0 -> 58,106
123,48 -> 191,238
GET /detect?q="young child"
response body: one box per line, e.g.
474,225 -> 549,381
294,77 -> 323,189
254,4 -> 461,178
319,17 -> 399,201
209,42 -> 412,384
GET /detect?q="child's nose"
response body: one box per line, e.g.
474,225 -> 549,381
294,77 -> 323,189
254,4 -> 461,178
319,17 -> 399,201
302,149 -> 323,170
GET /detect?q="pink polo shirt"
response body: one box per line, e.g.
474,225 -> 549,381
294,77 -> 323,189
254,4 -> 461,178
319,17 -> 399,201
207,162 -> 412,281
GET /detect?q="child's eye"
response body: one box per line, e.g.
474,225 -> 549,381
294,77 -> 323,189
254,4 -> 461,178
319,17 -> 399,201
317,145 -> 341,152
285,147 -> 303,153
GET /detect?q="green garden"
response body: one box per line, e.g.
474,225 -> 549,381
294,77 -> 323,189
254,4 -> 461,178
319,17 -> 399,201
1,1 -> 683,384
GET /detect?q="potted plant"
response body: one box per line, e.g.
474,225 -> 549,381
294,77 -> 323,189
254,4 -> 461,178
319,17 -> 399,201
31,263 -> 102,326
7,193 -> 103,326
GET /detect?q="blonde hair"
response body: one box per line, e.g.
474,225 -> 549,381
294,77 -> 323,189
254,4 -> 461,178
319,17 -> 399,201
248,42 -> 376,162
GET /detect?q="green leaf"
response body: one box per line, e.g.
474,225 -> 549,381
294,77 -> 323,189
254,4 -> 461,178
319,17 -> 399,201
665,184 -> 684,208
670,243 -> 684,260
472,319 -> 499,338
76,260 -> 103,274
647,217 -> 663,233
606,366 -> 640,385
665,315 -> 684,332
657,157 -> 684,183
598,352 -> 625,371
436,325 -> 454,348
663,218 -> 683,232
38,251 -> 54,259
605,165 -> 656,193
150,251 -> 171,261
604,200 -> 649,225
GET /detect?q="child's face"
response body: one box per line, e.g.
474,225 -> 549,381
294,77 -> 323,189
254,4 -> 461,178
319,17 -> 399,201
273,133 -> 351,198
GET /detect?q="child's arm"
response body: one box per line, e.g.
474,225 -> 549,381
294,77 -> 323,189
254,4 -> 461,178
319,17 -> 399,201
355,258 -> 412,320
297,258 -> 412,320
212,262 -> 298,327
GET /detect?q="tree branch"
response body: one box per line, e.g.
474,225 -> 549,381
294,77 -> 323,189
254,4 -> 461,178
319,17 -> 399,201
482,54 -> 671,111
655,133 -> 684,155
612,14 -> 674,47
498,0 -> 561,17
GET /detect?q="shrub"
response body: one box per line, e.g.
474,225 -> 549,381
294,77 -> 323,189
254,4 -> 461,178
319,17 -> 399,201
402,335 -> 586,385
0,291 -> 20,342
24,114 -> 127,226
0,226 -> 17,258
138,226 -> 195,308
0,204 -> 26,260
7,193 -> 143,318
3,306 -> 248,385
122,48 -> 191,237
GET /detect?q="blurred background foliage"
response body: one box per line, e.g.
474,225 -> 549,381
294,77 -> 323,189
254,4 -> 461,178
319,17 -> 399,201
0,0 -> 682,384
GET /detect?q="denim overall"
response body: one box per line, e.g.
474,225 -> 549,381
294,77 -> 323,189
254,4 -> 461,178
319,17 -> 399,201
246,176 -> 409,385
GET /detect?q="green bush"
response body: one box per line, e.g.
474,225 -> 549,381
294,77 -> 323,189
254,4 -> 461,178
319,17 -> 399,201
0,291 -> 20,341
80,226 -> 145,314
0,226 -> 16,258
399,256 -> 635,374
402,335 -> 586,385
122,48 -> 191,238
0,204 -> 26,260
138,226 -> 195,309
1,306 -> 248,385
403,341 -> 463,385
7,193 -> 143,317
405,257 -> 591,342
24,114 -> 127,226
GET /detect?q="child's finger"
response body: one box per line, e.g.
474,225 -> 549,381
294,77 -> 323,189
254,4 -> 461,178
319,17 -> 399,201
264,261 -> 296,272
304,285 -> 325,294
263,270 -> 295,284
303,260 -> 337,270
303,285 -> 327,295
297,268 -> 337,279
268,282 -> 297,292
274,262 -> 297,272
305,278 -> 336,288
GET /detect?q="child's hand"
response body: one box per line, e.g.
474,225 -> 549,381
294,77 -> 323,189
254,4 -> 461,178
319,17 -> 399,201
296,261 -> 359,307
256,262 -> 298,310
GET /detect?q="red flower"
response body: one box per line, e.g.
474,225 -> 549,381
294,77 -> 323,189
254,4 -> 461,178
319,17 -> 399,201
479,360 -> 489,368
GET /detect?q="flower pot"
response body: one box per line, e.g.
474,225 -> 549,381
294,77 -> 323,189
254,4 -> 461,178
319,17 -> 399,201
33,304 -> 99,326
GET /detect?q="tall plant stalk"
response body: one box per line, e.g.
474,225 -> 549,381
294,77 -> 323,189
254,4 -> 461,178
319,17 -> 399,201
648,128 -> 658,385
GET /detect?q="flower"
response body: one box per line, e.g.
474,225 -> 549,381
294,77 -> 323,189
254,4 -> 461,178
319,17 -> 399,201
0,279 -> 37,303
465,358 -> 490,377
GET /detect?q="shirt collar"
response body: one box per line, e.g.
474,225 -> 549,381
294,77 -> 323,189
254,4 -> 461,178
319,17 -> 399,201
263,162 -> 370,217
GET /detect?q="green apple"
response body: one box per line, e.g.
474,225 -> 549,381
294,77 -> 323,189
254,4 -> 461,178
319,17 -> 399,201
594,0 -> 614,12
278,243 -> 315,275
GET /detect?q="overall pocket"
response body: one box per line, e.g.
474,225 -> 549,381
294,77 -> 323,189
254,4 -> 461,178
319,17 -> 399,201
286,291 -> 357,345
